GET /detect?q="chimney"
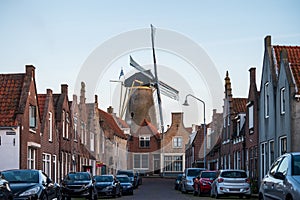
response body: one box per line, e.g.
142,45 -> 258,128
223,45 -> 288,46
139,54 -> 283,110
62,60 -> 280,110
249,68 -> 256,84
61,84 -> 68,95
107,106 -> 113,114
171,112 -> 184,127
46,89 -> 53,95
95,95 -> 98,104
25,65 -> 35,79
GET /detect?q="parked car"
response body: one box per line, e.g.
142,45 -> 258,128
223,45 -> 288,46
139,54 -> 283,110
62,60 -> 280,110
116,170 -> 138,188
0,169 -> 60,200
0,176 -> 13,200
181,168 -> 206,193
210,169 -> 251,199
60,171 -> 97,200
135,171 -> 142,185
194,170 -> 217,196
259,152 -> 300,200
116,175 -> 134,195
174,174 -> 183,190
94,174 -> 122,198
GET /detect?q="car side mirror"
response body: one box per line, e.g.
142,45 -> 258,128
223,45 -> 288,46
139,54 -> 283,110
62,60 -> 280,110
274,172 -> 285,180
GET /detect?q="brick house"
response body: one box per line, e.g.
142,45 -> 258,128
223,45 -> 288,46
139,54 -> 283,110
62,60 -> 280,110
162,112 -> 190,176
221,71 -> 247,169
99,107 -> 127,175
38,89 -> 59,183
245,68 -> 259,191
259,36 -> 300,181
0,65 -> 41,170
127,118 -> 161,175
206,109 -> 223,170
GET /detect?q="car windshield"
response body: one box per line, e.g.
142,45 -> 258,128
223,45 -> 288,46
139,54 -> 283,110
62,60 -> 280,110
66,173 -> 90,181
95,176 -> 113,182
221,171 -> 247,178
292,155 -> 300,175
201,172 -> 217,179
187,169 -> 201,176
117,171 -> 133,177
117,176 -> 130,183
2,170 -> 39,183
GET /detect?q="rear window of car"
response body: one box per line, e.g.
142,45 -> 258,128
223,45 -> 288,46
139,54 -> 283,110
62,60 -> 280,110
292,155 -> 300,175
187,169 -> 201,176
94,176 -> 113,182
201,172 -> 217,179
117,171 -> 134,177
221,171 -> 247,178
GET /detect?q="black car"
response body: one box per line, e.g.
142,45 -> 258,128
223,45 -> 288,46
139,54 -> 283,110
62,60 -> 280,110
0,176 -> 13,200
61,172 -> 97,200
116,175 -> 133,195
116,170 -> 138,188
0,169 -> 60,200
94,174 -> 122,198
174,174 -> 183,190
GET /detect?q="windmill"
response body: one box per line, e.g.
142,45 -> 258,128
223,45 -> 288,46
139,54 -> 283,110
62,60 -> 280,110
120,25 -> 179,135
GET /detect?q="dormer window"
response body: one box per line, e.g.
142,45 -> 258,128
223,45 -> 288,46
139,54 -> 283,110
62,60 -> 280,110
139,136 -> 150,148
280,87 -> 285,114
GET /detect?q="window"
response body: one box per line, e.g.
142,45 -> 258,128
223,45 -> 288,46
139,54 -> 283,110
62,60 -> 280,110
62,110 -> 65,138
90,132 -> 95,151
53,155 -> 57,182
66,112 -> 69,139
133,154 -> 149,169
29,105 -> 37,128
280,87 -> 285,114
80,122 -> 85,144
261,143 -> 267,178
277,156 -> 288,176
269,140 -> 275,166
74,117 -> 78,141
279,136 -> 287,156
173,136 -> 182,148
28,147 -> 36,169
236,119 -> 241,137
264,82 -> 269,118
48,112 -> 53,141
139,136 -> 150,148
164,155 -> 183,172
43,153 -> 51,177
248,105 -> 254,132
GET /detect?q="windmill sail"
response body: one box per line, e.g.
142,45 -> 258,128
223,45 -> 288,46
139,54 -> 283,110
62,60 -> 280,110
129,56 -> 179,101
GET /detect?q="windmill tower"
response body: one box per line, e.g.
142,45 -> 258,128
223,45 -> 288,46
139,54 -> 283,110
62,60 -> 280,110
121,56 -> 179,134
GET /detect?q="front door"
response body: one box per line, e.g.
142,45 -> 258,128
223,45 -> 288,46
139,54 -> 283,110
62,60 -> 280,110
153,154 -> 160,174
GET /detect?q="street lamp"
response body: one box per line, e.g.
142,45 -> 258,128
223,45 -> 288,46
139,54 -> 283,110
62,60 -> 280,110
183,94 -> 206,169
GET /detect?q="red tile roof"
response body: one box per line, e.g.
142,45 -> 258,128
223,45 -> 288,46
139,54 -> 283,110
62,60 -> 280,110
0,73 -> 25,126
99,109 -> 127,139
232,98 -> 247,113
136,119 -> 160,139
273,45 -> 300,94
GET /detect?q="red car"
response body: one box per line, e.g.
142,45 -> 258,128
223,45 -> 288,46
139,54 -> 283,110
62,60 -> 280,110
193,170 -> 217,196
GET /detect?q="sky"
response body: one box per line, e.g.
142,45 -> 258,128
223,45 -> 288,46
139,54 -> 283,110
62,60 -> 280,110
1,0 -> 300,128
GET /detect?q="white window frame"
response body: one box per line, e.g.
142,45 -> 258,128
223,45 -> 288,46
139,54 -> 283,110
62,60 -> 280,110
74,116 -> 78,141
29,105 -> 37,129
62,110 -> 65,138
66,112 -> 69,139
248,105 -> 254,131
53,155 -> 57,183
48,112 -> 53,142
261,142 -> 267,179
139,136 -> 150,148
279,136 -> 287,156
133,153 -> 149,170
264,82 -> 269,118
173,136 -> 182,148
42,153 -> 51,178
164,154 -> 183,172
90,132 -> 95,151
280,87 -> 285,114
27,147 -> 36,169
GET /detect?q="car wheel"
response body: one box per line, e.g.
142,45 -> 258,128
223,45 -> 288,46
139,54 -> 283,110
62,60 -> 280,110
258,193 -> 264,200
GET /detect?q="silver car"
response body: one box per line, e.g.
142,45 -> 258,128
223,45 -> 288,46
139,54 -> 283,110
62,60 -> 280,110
259,152 -> 300,200
181,168 -> 206,193
210,169 -> 251,198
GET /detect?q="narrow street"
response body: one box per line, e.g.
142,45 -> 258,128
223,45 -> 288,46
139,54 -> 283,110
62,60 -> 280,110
104,177 -> 258,200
